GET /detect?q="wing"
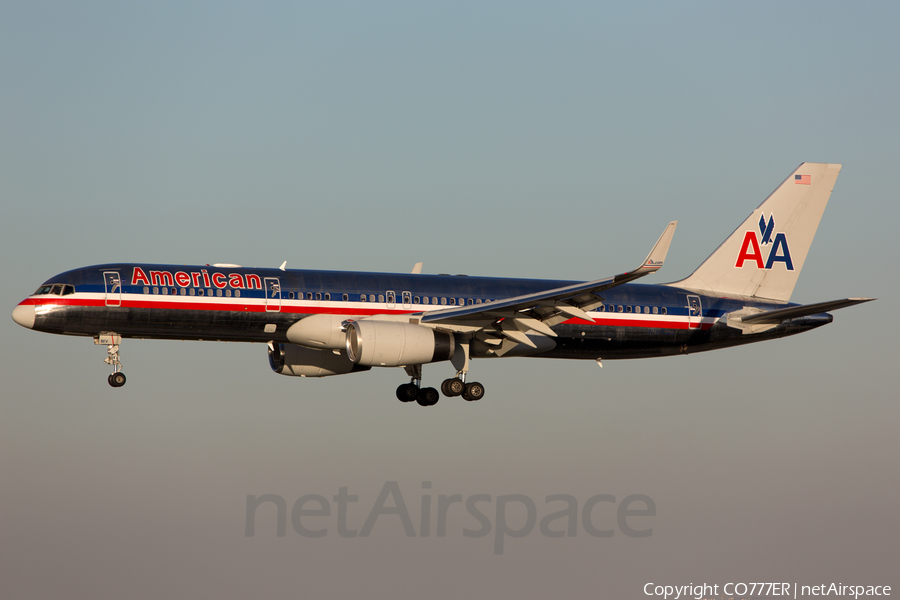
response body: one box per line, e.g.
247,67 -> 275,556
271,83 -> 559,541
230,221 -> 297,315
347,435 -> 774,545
416,221 -> 677,347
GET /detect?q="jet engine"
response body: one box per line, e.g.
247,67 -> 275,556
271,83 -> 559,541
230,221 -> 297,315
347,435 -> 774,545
269,343 -> 370,377
345,321 -> 455,367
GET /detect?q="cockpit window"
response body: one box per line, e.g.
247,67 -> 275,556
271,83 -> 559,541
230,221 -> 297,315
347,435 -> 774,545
33,284 -> 76,296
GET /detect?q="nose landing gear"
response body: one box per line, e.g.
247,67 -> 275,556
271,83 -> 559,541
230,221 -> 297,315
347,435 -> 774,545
95,334 -> 127,387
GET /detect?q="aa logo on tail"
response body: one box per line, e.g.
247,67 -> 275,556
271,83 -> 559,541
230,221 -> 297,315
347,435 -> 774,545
735,213 -> 794,270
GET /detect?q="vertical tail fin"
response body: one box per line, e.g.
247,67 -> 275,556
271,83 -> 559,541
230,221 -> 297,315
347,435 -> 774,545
670,163 -> 841,302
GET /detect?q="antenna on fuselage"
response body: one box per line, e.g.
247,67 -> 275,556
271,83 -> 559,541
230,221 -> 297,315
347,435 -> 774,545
411,262 -> 423,274
279,261 -> 287,271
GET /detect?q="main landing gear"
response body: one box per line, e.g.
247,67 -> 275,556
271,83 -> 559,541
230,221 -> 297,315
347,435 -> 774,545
397,365 -> 440,406
396,382 -> 440,406
440,377 -> 485,401
95,334 -> 127,388
397,365 -> 485,407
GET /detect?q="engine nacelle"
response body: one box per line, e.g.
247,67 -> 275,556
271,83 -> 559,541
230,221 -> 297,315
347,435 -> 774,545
269,343 -> 370,377
345,321 -> 455,367
286,314 -> 352,349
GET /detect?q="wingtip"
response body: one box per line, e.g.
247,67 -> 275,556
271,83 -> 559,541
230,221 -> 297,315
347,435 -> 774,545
638,221 -> 678,272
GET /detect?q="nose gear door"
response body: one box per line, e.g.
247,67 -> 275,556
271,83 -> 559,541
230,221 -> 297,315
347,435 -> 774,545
104,271 -> 122,307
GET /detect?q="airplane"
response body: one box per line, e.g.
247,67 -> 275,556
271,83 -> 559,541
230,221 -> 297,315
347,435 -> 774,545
11,163 -> 873,406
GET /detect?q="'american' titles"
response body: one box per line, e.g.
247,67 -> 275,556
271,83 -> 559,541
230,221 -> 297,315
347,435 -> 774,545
131,267 -> 263,290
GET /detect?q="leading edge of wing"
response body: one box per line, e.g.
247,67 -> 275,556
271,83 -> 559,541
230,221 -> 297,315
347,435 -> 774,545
419,221 -> 677,325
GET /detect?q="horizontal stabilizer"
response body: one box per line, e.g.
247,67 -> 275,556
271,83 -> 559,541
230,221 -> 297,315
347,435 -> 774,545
739,298 -> 875,325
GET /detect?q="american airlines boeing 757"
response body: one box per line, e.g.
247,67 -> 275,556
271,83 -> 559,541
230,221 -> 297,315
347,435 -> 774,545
11,163 -> 873,405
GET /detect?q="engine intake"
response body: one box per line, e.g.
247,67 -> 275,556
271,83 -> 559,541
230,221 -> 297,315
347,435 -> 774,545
269,343 -> 370,377
345,321 -> 455,367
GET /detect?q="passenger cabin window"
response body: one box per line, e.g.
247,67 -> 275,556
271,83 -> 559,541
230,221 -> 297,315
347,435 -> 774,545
143,286 -> 149,294
441,297 -> 447,305
617,305 -> 623,313
449,298 -> 456,305
652,307 -> 658,314
413,296 -> 420,304
324,293 -> 331,301
423,297 -> 430,305
360,294 -> 367,302
315,292 -> 322,300
235,290 -> 241,298
661,307 -> 667,315
342,294 -> 348,301
626,305 -> 632,313
378,295 -> 384,303
189,288 -> 195,296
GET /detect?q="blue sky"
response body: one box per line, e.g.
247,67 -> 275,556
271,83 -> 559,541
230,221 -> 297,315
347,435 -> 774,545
1,2 -> 897,598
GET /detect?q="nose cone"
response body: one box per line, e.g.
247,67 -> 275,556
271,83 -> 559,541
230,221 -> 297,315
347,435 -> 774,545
12,304 -> 35,329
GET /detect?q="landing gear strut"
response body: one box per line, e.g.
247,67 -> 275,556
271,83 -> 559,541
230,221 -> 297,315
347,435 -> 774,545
95,334 -> 126,387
